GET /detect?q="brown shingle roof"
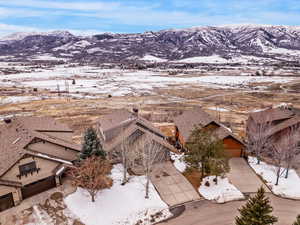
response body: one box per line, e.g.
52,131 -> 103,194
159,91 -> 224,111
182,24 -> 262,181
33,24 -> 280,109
99,110 -> 175,152
249,108 -> 294,124
268,115 -> 300,136
173,107 -> 214,141
97,109 -> 134,132
213,126 -> 243,144
174,107 -> 244,145
14,116 -> 73,132
0,116 -> 79,177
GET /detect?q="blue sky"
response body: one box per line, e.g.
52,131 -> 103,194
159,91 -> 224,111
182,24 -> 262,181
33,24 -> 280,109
0,0 -> 299,36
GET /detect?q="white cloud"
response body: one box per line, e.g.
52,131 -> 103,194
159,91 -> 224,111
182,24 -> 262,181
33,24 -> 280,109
0,7 -> 43,17
0,23 -> 103,38
0,0 -> 120,11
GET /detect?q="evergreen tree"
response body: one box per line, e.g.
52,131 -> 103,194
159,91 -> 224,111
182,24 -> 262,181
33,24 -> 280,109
80,127 -> 106,160
184,126 -> 225,177
235,187 -> 278,225
293,215 -> 300,225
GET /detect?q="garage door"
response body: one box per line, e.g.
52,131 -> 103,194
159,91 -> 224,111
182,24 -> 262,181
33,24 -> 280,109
225,148 -> 242,158
21,176 -> 56,199
0,193 -> 14,212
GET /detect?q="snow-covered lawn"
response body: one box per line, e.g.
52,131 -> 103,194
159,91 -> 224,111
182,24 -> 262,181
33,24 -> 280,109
170,152 -> 186,173
64,164 -> 171,225
248,157 -> 300,199
198,176 -> 244,203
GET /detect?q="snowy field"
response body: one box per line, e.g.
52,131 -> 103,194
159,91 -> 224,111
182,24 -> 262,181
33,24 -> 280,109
64,164 -> 171,225
0,65 -> 296,99
248,157 -> 300,199
199,176 -> 245,203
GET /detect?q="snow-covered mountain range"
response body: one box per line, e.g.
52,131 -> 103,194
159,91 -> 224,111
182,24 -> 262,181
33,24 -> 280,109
0,25 -> 300,64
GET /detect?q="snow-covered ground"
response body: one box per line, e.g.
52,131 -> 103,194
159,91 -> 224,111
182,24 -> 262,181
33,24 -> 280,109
64,164 -> 171,225
248,157 -> 300,199
170,152 -> 186,173
208,106 -> 230,112
141,55 -> 168,62
0,96 -> 43,105
177,55 -> 229,64
199,176 -> 244,203
176,55 -> 278,64
0,65 -> 297,101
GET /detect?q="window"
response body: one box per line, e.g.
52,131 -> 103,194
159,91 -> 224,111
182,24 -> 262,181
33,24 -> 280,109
18,162 -> 39,177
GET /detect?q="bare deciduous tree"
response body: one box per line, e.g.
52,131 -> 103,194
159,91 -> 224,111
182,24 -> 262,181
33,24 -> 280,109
69,156 -> 113,202
270,139 -> 288,186
246,114 -> 272,164
133,133 -> 167,199
277,126 -> 300,178
119,130 -> 139,185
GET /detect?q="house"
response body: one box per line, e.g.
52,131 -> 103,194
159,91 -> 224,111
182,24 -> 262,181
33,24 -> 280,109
97,109 -> 176,164
174,107 -> 245,157
247,105 -> 300,143
0,116 -> 81,212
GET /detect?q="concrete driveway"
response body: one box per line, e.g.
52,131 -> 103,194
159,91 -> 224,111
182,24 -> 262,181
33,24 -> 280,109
227,158 -> 270,193
151,162 -> 201,206
158,194 -> 300,225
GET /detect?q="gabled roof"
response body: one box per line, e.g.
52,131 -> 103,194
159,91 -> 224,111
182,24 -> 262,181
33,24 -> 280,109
249,108 -> 294,124
97,109 -> 134,132
174,107 -> 215,141
174,107 -> 244,145
0,116 -> 80,177
268,115 -> 300,136
99,110 -> 176,152
213,126 -> 243,145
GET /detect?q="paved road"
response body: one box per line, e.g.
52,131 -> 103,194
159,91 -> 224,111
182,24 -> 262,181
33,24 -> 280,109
228,157 -> 270,193
151,162 -> 201,206
159,194 -> 300,225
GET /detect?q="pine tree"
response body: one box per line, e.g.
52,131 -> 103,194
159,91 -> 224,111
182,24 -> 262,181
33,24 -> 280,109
293,215 -> 300,225
184,126 -> 225,177
80,127 -> 106,160
235,187 -> 278,225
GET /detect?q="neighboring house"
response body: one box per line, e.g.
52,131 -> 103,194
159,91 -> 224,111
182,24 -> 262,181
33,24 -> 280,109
97,109 -> 176,164
0,117 -> 81,212
174,107 -> 245,157
247,105 -> 300,144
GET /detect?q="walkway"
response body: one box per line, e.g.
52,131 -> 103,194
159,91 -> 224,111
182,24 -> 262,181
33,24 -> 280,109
227,158 -> 270,193
151,162 -> 201,206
